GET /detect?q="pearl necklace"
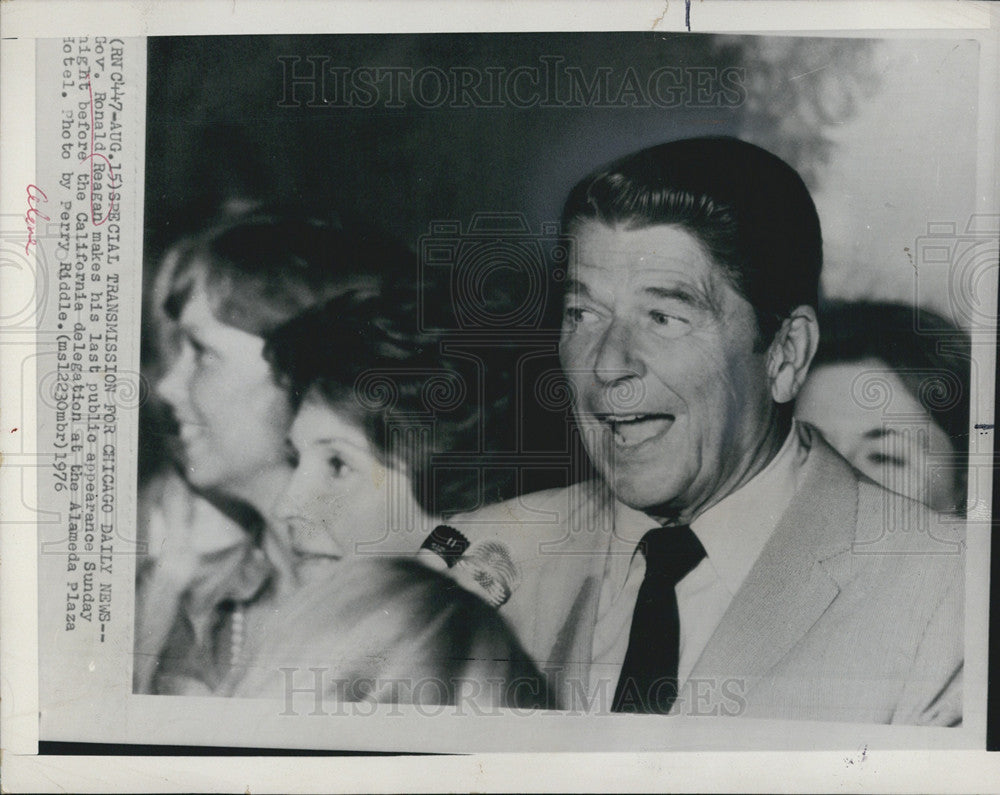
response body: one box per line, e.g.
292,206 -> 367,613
229,603 -> 246,667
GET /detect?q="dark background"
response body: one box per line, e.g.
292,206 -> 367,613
142,33 -> 871,257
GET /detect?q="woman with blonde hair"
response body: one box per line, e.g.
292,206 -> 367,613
135,211 -> 413,694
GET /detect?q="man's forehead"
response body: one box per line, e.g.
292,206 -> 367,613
568,230 -> 729,308
568,259 -> 713,286
570,222 -> 718,276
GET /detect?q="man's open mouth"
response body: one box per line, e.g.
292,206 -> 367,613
598,413 -> 675,447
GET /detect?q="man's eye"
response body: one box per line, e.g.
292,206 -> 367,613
284,443 -> 300,469
647,310 -> 689,337
869,452 -> 906,468
564,306 -> 594,325
327,456 -> 348,477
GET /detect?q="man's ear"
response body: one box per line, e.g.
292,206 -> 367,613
766,305 -> 819,404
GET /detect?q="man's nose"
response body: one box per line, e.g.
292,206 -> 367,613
592,319 -> 645,385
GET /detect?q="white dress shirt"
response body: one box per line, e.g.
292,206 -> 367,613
589,421 -> 812,692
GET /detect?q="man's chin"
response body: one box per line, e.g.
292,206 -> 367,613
604,470 -> 685,514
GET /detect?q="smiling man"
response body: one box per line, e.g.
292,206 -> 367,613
444,137 -> 964,725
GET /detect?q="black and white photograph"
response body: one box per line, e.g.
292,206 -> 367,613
2,1 -> 998,791
130,30 -> 983,722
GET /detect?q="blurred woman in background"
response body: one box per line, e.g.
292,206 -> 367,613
135,211 -> 414,694
795,300 -> 970,515
220,287 -> 551,708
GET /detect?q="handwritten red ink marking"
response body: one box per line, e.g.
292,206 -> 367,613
84,75 -> 118,226
10,428 -> 18,433
24,184 -> 50,256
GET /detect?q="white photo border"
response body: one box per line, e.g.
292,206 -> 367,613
2,1 -> 998,792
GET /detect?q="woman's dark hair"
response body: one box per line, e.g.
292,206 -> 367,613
562,136 -> 823,348
812,300 -> 972,459
264,286 -> 515,517
158,210 -> 415,337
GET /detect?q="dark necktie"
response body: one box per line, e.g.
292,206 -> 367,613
612,525 -> 707,713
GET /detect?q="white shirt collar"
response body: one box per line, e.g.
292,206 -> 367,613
690,420 -> 810,595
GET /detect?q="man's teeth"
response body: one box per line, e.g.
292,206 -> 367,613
605,415 -> 673,446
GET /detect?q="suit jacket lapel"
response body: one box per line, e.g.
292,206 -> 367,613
680,436 -> 860,701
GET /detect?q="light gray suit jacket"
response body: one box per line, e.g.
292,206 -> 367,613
449,429 -> 964,725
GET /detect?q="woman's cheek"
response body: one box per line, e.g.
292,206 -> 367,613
185,369 -> 213,419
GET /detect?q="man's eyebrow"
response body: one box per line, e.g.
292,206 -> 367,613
862,427 -> 901,440
642,284 -> 716,313
563,279 -> 595,301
